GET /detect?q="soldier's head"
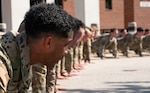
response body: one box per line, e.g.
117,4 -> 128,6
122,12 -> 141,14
137,27 -> 144,36
91,25 -> 98,38
68,18 -> 85,48
24,3 -> 74,67
120,29 -> 127,37
30,0 -> 46,7
110,28 -> 118,37
144,28 -> 150,35
82,27 -> 92,42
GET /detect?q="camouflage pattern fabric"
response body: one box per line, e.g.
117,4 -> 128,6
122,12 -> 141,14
0,31 -> 24,93
65,48 -> 73,73
32,63 -> 47,93
117,34 -> 132,56
83,38 -> 91,62
77,41 -> 83,61
46,66 -> 57,93
0,32 -> 13,92
91,36 -> 101,55
91,33 -> 117,58
117,33 -> 143,57
117,37 -> 125,52
16,32 -> 47,93
142,35 -> 150,51
0,50 -> 12,92
73,41 -> 83,66
130,34 -> 143,56
55,61 -> 61,76
118,33 -> 134,56
0,31 -> 47,93
60,56 -> 66,75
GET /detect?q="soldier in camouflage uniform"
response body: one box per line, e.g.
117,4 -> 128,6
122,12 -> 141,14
144,29 -> 150,35
142,34 -> 150,52
73,41 -> 84,70
118,27 -> 144,57
0,3 -> 76,93
55,18 -> 85,76
82,27 -> 92,63
117,29 -> 127,53
130,28 -> 144,56
117,33 -> 134,57
64,48 -> 74,75
46,18 -> 85,93
143,28 -> 150,51
64,20 -> 85,76
92,28 -> 118,59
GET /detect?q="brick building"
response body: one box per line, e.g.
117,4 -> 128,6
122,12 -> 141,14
100,0 -> 150,33
0,0 -> 100,32
0,0 -> 150,33
126,0 -> 150,29
62,0 -> 75,17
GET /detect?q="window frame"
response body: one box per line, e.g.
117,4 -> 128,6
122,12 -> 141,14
105,0 -> 112,10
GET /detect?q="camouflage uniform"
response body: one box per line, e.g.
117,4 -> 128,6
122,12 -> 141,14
73,41 -> 83,68
117,37 -> 125,52
0,45 -> 12,93
91,36 -> 101,56
32,64 -> 47,93
0,31 -> 30,93
118,33 -> 143,57
0,31 -> 47,93
46,65 -> 57,93
130,34 -> 143,56
77,41 -> 83,63
65,48 -> 73,73
92,33 -> 117,58
83,38 -> 91,63
118,33 -> 133,56
117,33 -> 132,56
142,35 -> 150,51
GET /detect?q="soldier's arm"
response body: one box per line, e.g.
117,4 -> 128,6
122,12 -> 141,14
0,31 -> 17,92
0,55 -> 11,92
0,31 -> 21,91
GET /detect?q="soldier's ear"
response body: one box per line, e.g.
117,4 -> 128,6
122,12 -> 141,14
48,42 -> 50,46
45,35 -> 52,48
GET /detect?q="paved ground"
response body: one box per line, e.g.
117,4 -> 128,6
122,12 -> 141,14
57,52 -> 150,93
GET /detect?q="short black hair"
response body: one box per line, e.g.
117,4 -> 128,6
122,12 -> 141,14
120,29 -> 125,33
24,3 -> 73,38
30,0 -> 46,7
137,27 -> 144,32
145,28 -> 149,32
110,28 -> 117,33
72,18 -> 85,32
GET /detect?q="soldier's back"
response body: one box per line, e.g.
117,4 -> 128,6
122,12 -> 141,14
142,35 -> 150,51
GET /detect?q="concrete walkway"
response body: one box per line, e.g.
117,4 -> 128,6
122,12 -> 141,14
57,53 -> 150,93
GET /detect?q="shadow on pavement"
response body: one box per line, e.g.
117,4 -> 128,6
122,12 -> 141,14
60,81 -> 150,93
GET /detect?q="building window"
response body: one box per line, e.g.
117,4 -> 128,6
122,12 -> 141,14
105,0 -> 112,10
